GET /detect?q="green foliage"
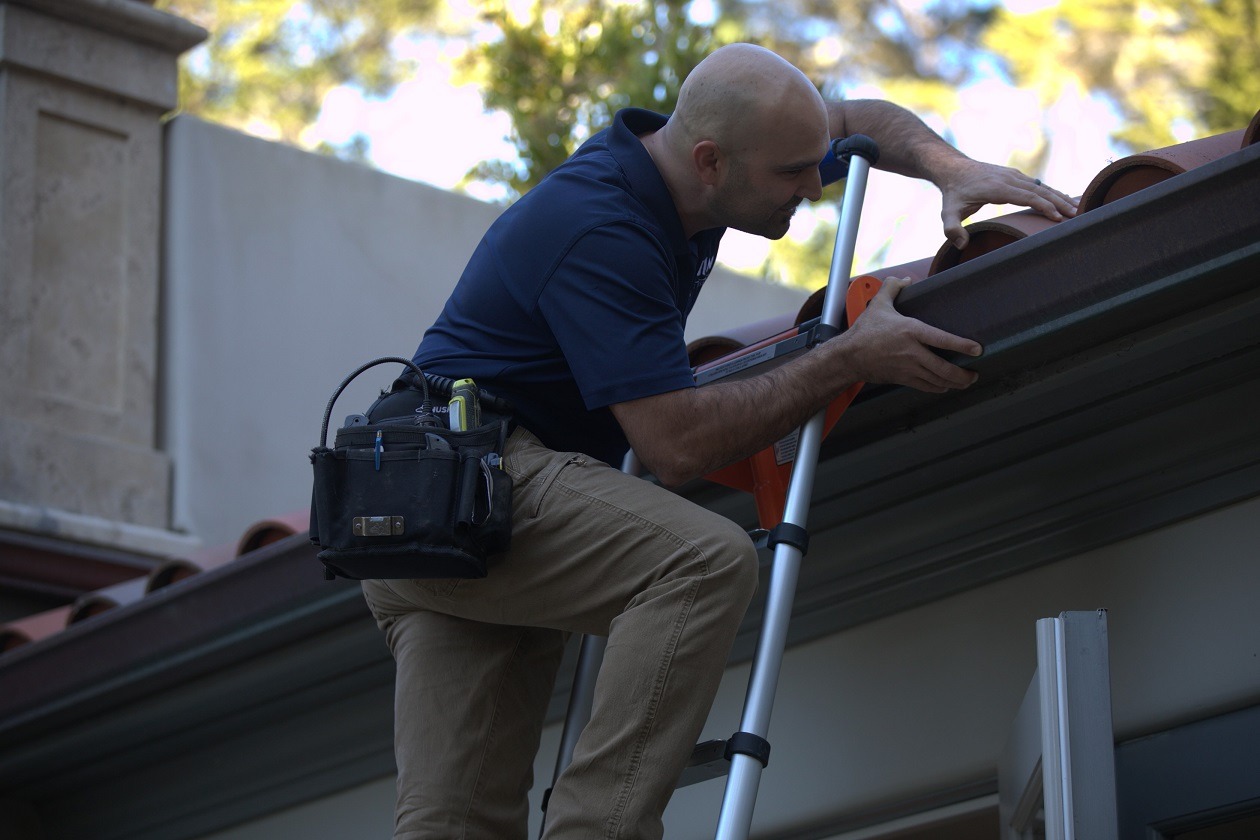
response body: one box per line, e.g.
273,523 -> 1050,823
763,214 -> 841,289
154,0 -> 1006,190
156,0 -> 443,144
1195,0 -> 1260,134
158,0 -> 1257,290
454,0 -> 729,197
455,0 -> 999,196
984,0 -> 1260,152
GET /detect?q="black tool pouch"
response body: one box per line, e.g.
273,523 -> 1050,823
309,357 -> 513,581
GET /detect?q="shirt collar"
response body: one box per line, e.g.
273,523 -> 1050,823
608,108 -> 697,263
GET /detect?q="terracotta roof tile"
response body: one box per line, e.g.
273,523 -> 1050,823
236,509 -> 310,555
1079,129 -> 1247,212
2,107 -> 1256,658
0,605 -> 73,652
796,257 -> 936,324
146,541 -> 238,592
0,509 -> 310,653
68,576 -> 149,623
929,208 -> 1065,275
0,528 -> 160,600
851,256 -> 936,286
688,314 -> 800,368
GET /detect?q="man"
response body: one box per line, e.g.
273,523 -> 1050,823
362,43 -> 1076,840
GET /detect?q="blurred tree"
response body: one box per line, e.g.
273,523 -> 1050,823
155,0 -> 445,145
759,216 -> 840,286
158,0 -> 982,287
154,0 -> 991,195
1189,0 -> 1260,136
719,0 -> 993,107
157,0 -> 1254,191
161,0 -> 1258,288
454,0 -> 993,288
984,0 -> 1259,152
457,0 -> 997,197
454,0 -> 724,196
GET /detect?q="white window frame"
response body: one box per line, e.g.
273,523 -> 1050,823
999,610 -> 1119,840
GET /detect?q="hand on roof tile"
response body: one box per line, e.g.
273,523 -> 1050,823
840,276 -> 982,393
936,158 -> 1078,249
824,99 -> 1077,248
610,278 -> 980,486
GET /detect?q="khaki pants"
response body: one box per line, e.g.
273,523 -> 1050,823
361,427 -> 759,840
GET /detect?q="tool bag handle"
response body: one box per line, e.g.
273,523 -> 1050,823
318,356 -> 433,448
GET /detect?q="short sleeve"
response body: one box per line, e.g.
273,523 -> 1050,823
538,223 -> 697,409
819,146 -> 848,186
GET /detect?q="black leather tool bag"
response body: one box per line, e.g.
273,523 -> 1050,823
309,357 -> 512,581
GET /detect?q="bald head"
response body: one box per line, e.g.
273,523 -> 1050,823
669,44 -> 827,157
639,44 -> 830,238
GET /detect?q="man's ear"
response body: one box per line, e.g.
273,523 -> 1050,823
692,140 -> 723,186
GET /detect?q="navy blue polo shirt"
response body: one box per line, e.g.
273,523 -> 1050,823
414,108 -> 850,465
413,108 -> 720,465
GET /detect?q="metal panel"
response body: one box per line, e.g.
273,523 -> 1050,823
999,611 -> 1119,840
1115,704 -> 1260,839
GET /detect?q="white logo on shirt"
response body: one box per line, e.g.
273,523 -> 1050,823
696,255 -> 716,279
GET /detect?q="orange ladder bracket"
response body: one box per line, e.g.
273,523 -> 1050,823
703,275 -> 883,528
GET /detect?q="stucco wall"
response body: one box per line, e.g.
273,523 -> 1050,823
199,492 -> 1260,839
161,117 -> 807,547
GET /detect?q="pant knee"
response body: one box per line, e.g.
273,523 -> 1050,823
702,518 -> 760,610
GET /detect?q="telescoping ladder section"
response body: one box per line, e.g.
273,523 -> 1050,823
542,135 -> 882,840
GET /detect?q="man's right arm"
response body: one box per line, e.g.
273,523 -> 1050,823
827,99 -> 1078,249
610,278 -> 982,487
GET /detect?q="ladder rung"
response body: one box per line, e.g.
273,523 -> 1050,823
677,739 -> 729,788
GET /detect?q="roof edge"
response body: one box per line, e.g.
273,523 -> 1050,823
0,533 -> 359,744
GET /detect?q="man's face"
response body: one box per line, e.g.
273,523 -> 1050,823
710,125 -> 828,240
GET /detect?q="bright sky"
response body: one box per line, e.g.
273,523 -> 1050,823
306,1 -> 1124,278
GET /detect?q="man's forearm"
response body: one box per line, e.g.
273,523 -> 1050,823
613,279 -> 984,487
827,99 -> 969,184
614,336 -> 861,487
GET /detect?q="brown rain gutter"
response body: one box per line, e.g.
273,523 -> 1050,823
0,533 -> 357,750
825,140 -> 1260,451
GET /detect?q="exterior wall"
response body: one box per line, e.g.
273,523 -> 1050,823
199,492 -> 1260,838
198,778 -> 395,840
162,116 -> 807,547
654,493 -> 1260,838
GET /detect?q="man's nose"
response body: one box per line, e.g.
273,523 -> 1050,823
798,168 -> 823,202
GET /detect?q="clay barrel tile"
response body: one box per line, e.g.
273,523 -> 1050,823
1079,129 -> 1247,213
146,541 -> 239,593
929,210 -> 1062,276
68,576 -> 150,624
686,313 -> 798,368
795,257 -> 935,324
0,606 -> 73,654
236,509 -> 311,555
1245,107 -> 1260,147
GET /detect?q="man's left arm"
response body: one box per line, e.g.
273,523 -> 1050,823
827,99 -> 1078,249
